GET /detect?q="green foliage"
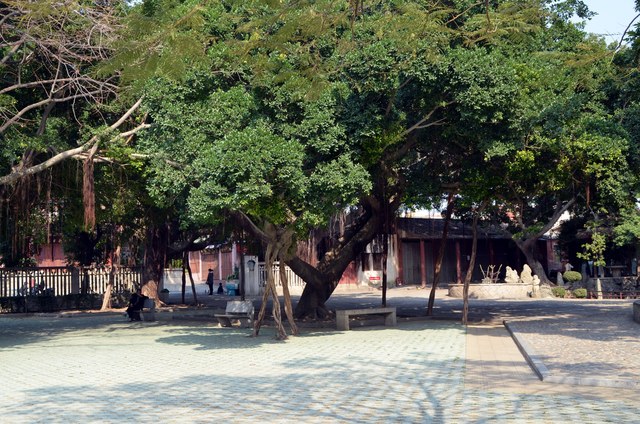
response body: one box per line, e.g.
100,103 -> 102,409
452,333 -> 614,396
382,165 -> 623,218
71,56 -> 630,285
5,0 -> 636,281
613,209 -> 640,246
99,0 -> 213,87
576,230 -> 607,267
190,124 -> 307,225
562,270 -> 582,282
573,287 -> 587,298
551,287 -> 566,298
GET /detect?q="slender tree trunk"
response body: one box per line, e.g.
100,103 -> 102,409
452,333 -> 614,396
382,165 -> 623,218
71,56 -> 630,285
82,145 -> 98,232
101,257 -> 115,311
427,193 -> 455,316
253,239 -> 288,339
462,212 -> 480,325
185,250 -> 198,305
462,202 -> 486,325
181,254 -> 187,305
252,245 -> 274,337
381,233 -> 388,307
100,225 -> 121,311
280,252 -> 298,335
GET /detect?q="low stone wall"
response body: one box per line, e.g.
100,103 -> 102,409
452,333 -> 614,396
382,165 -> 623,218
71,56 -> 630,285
634,301 -> 640,324
0,293 -> 130,314
448,283 -> 532,299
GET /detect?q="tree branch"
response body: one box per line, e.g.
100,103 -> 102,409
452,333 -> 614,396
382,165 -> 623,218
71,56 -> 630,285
117,122 -> 151,138
0,97 -> 145,186
0,142 -> 98,186
613,12 -> 640,58
534,198 -> 575,240
231,210 -> 271,245
0,77 -> 118,95
402,101 -> 452,136
1,90 -> 104,133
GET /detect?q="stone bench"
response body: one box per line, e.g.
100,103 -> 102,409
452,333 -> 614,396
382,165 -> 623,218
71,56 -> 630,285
335,307 -> 397,331
215,300 -> 254,328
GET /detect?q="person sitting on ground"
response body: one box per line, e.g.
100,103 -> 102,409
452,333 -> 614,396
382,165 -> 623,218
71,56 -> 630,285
126,288 -> 148,321
217,281 -> 224,295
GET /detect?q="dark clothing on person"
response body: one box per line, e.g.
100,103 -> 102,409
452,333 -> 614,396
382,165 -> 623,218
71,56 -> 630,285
126,292 -> 148,321
206,270 -> 215,295
217,282 -> 224,295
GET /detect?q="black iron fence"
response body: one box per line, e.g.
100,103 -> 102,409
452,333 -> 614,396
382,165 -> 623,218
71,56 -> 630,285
0,266 -> 142,298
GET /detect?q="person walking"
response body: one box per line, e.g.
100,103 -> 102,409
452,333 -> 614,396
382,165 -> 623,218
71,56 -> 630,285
206,268 -> 214,295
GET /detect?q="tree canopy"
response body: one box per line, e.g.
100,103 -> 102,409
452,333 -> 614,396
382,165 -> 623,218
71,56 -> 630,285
2,0 -> 640,319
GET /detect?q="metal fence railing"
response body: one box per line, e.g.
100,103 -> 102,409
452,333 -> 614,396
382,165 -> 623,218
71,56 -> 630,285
0,267 -> 142,297
258,262 -> 305,288
588,290 -> 640,299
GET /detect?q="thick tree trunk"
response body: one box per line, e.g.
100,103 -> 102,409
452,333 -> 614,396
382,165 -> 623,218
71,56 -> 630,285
143,222 -> 168,297
290,205 -> 384,318
509,199 -> 574,287
233,195 -> 388,320
294,281 -> 336,319
515,239 -> 551,286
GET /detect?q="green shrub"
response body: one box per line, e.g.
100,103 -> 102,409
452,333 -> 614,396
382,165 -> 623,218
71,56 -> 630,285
551,287 -> 566,298
573,288 -> 587,299
563,270 -> 582,282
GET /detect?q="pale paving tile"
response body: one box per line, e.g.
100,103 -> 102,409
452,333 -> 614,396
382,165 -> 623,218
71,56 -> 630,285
0,315 -> 639,423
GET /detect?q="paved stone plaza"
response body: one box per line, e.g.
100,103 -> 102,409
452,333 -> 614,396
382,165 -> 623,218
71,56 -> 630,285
1,312 -> 639,423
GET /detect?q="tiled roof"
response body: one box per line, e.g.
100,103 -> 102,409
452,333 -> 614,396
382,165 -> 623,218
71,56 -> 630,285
396,217 -> 509,240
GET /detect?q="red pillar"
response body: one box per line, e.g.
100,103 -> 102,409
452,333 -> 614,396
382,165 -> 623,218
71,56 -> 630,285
420,239 -> 427,288
455,240 -> 462,284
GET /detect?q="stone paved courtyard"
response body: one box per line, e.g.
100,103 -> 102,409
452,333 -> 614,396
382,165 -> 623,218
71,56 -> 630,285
1,315 -> 639,423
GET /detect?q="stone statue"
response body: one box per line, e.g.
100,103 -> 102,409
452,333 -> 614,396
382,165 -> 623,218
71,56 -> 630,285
520,264 -> 534,286
504,266 -> 520,284
531,275 -> 541,298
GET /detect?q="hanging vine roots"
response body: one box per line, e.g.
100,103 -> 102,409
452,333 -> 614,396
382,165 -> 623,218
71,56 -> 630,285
252,225 -> 297,339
